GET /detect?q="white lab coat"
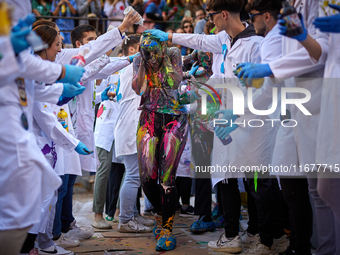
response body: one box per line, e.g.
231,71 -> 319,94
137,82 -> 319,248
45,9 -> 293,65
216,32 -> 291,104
0,50 -> 63,230
314,1 -> 340,167
94,72 -> 120,152
173,27 -> 274,182
114,64 -> 142,157
0,36 -> 21,86
269,0 -> 324,168
76,56 -> 130,172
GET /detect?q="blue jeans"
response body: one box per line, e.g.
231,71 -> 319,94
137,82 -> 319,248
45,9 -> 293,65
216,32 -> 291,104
52,174 -> 77,237
119,154 -> 140,223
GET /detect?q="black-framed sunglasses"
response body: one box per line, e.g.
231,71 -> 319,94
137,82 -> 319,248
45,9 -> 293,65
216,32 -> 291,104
248,12 -> 265,22
208,11 -> 222,22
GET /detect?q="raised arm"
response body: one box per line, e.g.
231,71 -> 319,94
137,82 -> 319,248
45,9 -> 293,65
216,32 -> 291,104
132,54 -> 146,95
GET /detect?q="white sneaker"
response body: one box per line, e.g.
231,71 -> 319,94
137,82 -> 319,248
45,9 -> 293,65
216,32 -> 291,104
63,220 -> 93,240
240,231 -> 260,248
92,218 -> 112,229
207,233 -> 243,253
272,235 -> 289,254
134,213 -> 154,226
39,245 -> 74,255
54,234 -> 80,248
242,242 -> 278,255
118,217 -> 152,233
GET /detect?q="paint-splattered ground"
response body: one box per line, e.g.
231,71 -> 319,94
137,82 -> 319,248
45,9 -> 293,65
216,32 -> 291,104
68,183 -> 248,255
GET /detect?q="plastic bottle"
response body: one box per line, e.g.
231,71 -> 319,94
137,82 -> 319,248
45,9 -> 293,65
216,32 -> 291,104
12,14 -> 48,52
70,48 -> 89,67
57,108 -> 68,132
280,1 -> 303,37
107,84 -> 116,101
61,3 -> 67,17
123,6 -> 144,26
233,65 -> 264,89
0,2 -> 11,36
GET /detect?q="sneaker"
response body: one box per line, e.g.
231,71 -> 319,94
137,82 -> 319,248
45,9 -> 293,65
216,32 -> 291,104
88,175 -> 95,184
65,220 -> 93,240
272,235 -> 289,254
39,245 -> 74,255
207,233 -> 242,253
135,213 -> 154,226
105,215 -> 114,221
143,209 -> 153,216
212,203 -> 220,220
54,234 -> 80,248
242,242 -> 278,255
240,231 -> 260,248
92,218 -> 112,229
118,217 -> 152,233
179,205 -> 195,217
190,220 -> 208,234
153,216 -> 162,240
155,229 -> 177,251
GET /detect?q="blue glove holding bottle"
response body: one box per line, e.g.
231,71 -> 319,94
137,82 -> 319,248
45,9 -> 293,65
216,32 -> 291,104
214,109 -> 239,139
75,141 -> 93,155
145,29 -> 169,41
313,4 -> 340,33
278,13 -> 308,41
101,86 -> 110,101
237,63 -> 273,79
57,83 -> 85,106
10,29 -> 31,54
57,65 -> 85,85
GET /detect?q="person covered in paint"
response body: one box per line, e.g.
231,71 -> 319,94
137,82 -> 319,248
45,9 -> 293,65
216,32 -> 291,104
132,31 -> 195,251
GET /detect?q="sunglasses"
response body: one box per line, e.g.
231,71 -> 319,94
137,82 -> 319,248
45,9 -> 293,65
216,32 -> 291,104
183,25 -> 193,29
248,12 -> 265,22
208,11 -> 222,22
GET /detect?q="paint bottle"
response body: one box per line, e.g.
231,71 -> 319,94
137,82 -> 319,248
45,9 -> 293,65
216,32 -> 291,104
233,65 -> 264,89
57,108 -> 68,132
70,48 -> 89,67
107,84 -> 116,101
61,3 -> 67,17
123,7 -> 143,26
215,127 -> 233,145
0,2 -> 11,35
280,1 -> 303,37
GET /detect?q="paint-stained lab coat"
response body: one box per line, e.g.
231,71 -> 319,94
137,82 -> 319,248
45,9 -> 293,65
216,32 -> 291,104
114,64 -> 142,157
173,28 -> 275,181
0,50 -> 64,230
269,0 -> 324,169
314,0 -> 340,167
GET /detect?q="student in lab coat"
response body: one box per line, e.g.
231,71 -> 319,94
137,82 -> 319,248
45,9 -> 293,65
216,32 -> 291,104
114,36 -> 155,233
147,0 -> 277,252
237,0 -> 340,253
0,7 -> 85,255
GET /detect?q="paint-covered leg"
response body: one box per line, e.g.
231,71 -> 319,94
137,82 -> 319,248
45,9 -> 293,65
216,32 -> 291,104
156,216 -> 177,251
137,110 -> 161,214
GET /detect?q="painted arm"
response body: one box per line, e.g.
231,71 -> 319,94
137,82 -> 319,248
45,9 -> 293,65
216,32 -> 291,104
132,54 -> 146,95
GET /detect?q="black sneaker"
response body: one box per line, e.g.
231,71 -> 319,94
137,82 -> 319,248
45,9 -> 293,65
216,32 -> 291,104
179,205 -> 195,217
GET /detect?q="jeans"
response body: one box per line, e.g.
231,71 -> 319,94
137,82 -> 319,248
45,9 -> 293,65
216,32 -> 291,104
61,174 -> 77,232
119,154 -> 140,223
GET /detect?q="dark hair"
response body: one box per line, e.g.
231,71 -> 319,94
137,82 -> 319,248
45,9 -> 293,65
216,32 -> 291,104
32,19 -> 56,30
165,27 -> 175,33
245,0 -> 284,20
204,21 -> 215,34
206,0 -> 244,13
181,20 -> 193,30
121,35 -> 140,56
33,25 -> 58,49
71,25 -> 96,48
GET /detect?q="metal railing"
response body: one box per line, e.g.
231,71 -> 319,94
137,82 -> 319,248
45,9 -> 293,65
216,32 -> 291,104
36,15 -> 181,35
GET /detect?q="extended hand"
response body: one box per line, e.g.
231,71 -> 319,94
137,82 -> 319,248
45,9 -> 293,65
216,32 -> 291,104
313,4 -> 340,33
144,29 -> 169,41
278,13 -> 307,41
10,29 -> 31,54
75,141 -> 93,155
237,63 -> 273,79
57,65 -> 85,85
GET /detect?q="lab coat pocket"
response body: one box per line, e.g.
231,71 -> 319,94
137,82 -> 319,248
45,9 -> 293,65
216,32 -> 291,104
16,136 -> 37,168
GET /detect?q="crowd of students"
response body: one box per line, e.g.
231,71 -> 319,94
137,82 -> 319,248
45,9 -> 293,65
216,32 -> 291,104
2,0 -> 340,254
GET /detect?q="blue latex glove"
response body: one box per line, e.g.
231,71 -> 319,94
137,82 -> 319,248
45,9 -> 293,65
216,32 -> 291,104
214,109 -> 239,139
237,63 -> 273,79
129,52 -> 140,62
60,121 -> 68,129
313,4 -> 340,33
189,63 -> 199,76
61,83 -> 85,98
12,14 -> 36,32
75,141 -> 93,155
101,86 -> 110,101
57,65 -> 85,85
145,29 -> 169,41
278,13 -> 307,41
10,29 -> 31,54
